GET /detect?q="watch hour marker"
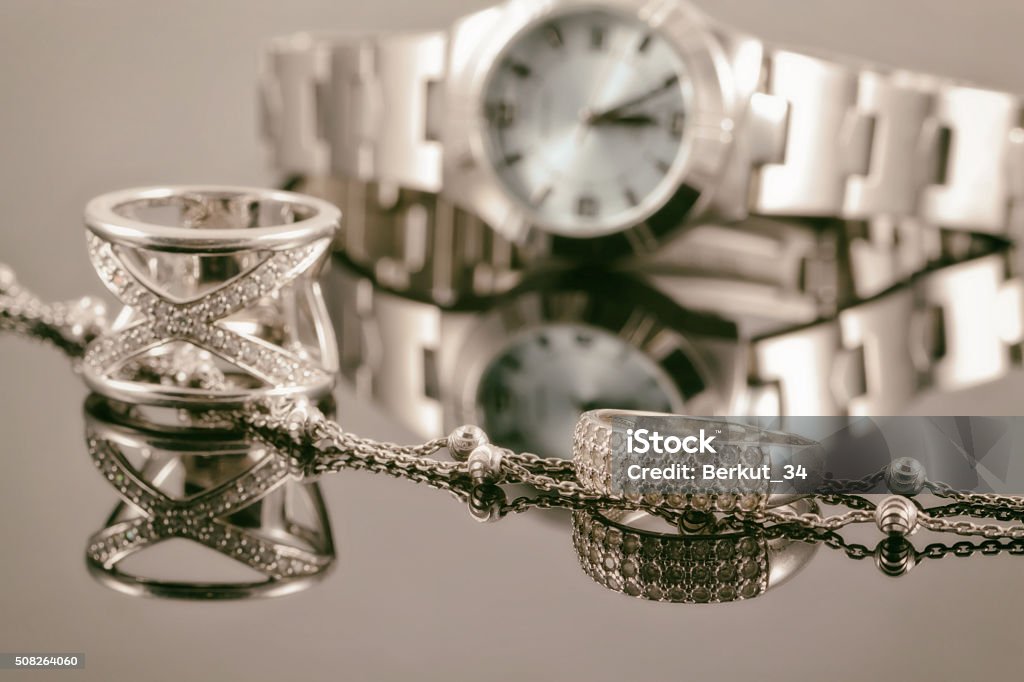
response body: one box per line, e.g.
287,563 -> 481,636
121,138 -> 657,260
507,59 -> 531,78
577,195 -> 598,217
503,152 -> 523,166
544,25 -> 563,48
655,159 -> 672,174
486,101 -> 516,128
671,111 -> 685,137
499,354 -> 522,372
624,188 -> 639,207
637,33 -> 652,53
590,26 -> 606,50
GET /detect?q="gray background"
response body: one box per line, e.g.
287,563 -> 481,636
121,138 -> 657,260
2,1 -> 1024,680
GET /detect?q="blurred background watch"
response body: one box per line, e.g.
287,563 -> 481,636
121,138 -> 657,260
261,0 -> 1024,302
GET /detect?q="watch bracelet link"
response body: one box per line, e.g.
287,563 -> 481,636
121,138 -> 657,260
261,30 -> 1024,244
289,175 -> 530,304
754,49 -> 1024,234
748,239 -> 1024,416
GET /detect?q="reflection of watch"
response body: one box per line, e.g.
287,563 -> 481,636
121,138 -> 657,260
331,262 -> 745,455
262,0 -> 1024,300
330,232 -> 1024,457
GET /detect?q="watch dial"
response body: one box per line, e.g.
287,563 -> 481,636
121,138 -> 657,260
483,9 -> 693,237
476,323 -> 682,457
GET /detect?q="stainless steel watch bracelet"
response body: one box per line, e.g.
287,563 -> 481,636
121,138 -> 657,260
261,28 -> 1024,236
749,244 -> 1024,416
289,175 -> 527,303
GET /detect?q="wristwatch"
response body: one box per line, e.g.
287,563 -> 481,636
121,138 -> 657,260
329,227 -> 1024,457
261,0 -> 1024,302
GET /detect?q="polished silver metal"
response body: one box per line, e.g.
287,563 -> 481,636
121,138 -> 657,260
261,0 -> 1024,303
874,495 -> 920,537
288,176 -> 528,303
448,424 -> 489,461
467,443 -> 504,486
81,186 -> 340,407
749,247 -> 1024,416
260,33 -> 332,177
572,500 -> 820,603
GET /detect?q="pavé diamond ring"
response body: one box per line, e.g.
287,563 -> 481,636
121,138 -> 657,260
81,186 -> 340,407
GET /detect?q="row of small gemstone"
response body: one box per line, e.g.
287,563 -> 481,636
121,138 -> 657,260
83,323 -> 159,371
178,244 -> 320,322
87,438 -> 325,578
89,438 -> 161,513
86,236 -> 328,388
88,233 -> 321,321
87,234 -> 167,315
572,512 -> 768,603
84,319 -> 326,387
576,511 -> 764,561
89,433 -> 291,517
572,415 -> 613,493
87,518 -> 327,579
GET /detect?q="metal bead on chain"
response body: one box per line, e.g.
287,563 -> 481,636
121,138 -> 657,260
875,495 -> 919,537
874,536 -> 917,577
467,444 -> 504,487
448,424 -> 488,461
886,457 -> 926,495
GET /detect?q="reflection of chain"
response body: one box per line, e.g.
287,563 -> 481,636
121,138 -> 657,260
760,522 -> 1024,577
0,264 -> 106,359
5,263 -> 1024,543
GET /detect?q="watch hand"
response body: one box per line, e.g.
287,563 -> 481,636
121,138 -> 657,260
590,113 -> 658,127
586,75 -> 678,124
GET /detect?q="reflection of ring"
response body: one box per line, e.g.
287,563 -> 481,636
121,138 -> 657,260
84,396 -> 335,599
81,186 -> 340,407
573,499 -> 818,603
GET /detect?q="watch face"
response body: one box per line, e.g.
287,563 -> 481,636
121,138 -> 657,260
482,8 -> 694,237
476,323 -> 683,457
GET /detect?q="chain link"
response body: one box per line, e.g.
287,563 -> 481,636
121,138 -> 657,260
819,469 -> 887,493
0,264 -> 107,359
925,480 -> 1024,509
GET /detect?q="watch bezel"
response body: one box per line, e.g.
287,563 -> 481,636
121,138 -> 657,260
443,0 -> 733,249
